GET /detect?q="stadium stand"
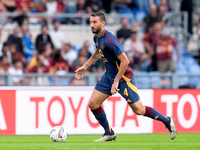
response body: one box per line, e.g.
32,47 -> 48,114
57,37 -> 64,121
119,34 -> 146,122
0,0 -> 199,88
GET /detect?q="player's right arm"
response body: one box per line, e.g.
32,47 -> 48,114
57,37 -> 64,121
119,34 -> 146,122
75,49 -> 100,79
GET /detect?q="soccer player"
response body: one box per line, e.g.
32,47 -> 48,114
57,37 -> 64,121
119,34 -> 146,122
75,12 -> 177,142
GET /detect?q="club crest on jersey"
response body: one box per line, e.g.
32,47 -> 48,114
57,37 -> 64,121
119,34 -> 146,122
99,49 -> 104,57
101,44 -> 104,50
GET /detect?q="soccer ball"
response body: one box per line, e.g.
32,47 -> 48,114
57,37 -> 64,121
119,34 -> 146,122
50,126 -> 68,142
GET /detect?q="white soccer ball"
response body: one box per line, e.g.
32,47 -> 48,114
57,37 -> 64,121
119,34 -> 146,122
50,126 -> 68,142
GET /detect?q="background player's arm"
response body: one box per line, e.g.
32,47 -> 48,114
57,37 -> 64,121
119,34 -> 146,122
75,49 -> 100,79
111,52 -> 129,94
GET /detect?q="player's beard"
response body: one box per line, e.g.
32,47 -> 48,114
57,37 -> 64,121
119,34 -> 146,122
91,26 -> 101,34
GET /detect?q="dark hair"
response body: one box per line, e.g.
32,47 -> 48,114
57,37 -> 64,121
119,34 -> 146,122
90,11 -> 105,22
41,25 -> 48,30
13,59 -> 21,65
53,20 -> 60,24
131,30 -> 138,34
3,42 -> 9,47
54,50 -> 61,60
65,42 -> 71,48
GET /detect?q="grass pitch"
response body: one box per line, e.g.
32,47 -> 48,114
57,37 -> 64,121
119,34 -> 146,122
0,133 -> 199,150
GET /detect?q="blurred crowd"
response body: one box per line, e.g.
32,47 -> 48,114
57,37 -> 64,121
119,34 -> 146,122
0,0 -> 175,25
0,0 -> 197,86
118,1 -> 181,73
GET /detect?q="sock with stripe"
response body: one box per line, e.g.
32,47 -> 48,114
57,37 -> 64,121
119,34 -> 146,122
91,106 -> 111,135
144,106 -> 170,126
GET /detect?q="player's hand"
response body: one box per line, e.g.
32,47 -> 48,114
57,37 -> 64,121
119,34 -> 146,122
74,65 -> 87,79
111,81 -> 119,95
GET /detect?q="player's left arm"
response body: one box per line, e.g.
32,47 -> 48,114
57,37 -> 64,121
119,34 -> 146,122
111,52 -> 129,95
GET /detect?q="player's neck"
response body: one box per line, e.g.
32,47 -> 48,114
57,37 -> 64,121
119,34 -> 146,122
97,28 -> 105,37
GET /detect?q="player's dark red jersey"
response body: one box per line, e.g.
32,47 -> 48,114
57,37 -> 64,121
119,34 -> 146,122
93,30 -> 133,85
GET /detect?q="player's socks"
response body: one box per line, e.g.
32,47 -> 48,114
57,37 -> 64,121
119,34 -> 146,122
144,106 -> 170,126
91,106 -> 111,135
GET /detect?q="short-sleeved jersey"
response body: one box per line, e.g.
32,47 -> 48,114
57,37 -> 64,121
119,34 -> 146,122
94,30 -> 133,86
153,36 -> 177,61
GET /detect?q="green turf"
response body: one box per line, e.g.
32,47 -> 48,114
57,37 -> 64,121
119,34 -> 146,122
0,133 -> 199,150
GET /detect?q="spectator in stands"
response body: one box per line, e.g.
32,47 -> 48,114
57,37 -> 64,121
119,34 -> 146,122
180,0 -> 193,35
73,0 -> 87,24
152,28 -> 180,73
0,4 -> 8,25
30,64 -> 50,86
0,55 -> 10,71
132,4 -> 163,33
71,56 -> 87,73
10,44 -> 23,64
82,40 -> 100,72
7,59 -> 23,85
123,30 -> 148,70
51,50 -> 71,86
49,20 -> 65,50
3,0 -> 16,12
21,24 -> 31,38
143,22 -> 162,71
102,0 -> 113,13
52,50 -> 68,75
158,0 -> 171,16
28,53 -> 50,73
77,0 -> 87,14
46,0 -> 57,15
29,1 -> 37,13
35,25 -> 54,53
16,0 -> 31,11
82,40 -> 92,59
56,0 -> 68,13
63,42 -> 77,67
43,42 -> 53,69
85,0 -> 103,13
72,46 -> 94,71
26,43 -> 52,72
70,56 -> 87,85
116,17 -> 132,44
53,0 -> 68,23
1,42 -> 12,64
35,0 -> 47,12
7,27 -> 24,55
1,5 -> 29,29
34,0 -> 47,24
21,25 -> 34,61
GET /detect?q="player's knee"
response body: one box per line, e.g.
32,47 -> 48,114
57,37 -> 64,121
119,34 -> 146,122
134,110 -> 144,115
88,101 -> 99,110
134,106 -> 145,115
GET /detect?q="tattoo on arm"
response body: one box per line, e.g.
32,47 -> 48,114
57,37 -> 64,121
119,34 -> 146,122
85,63 -> 89,68
92,54 -> 100,60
